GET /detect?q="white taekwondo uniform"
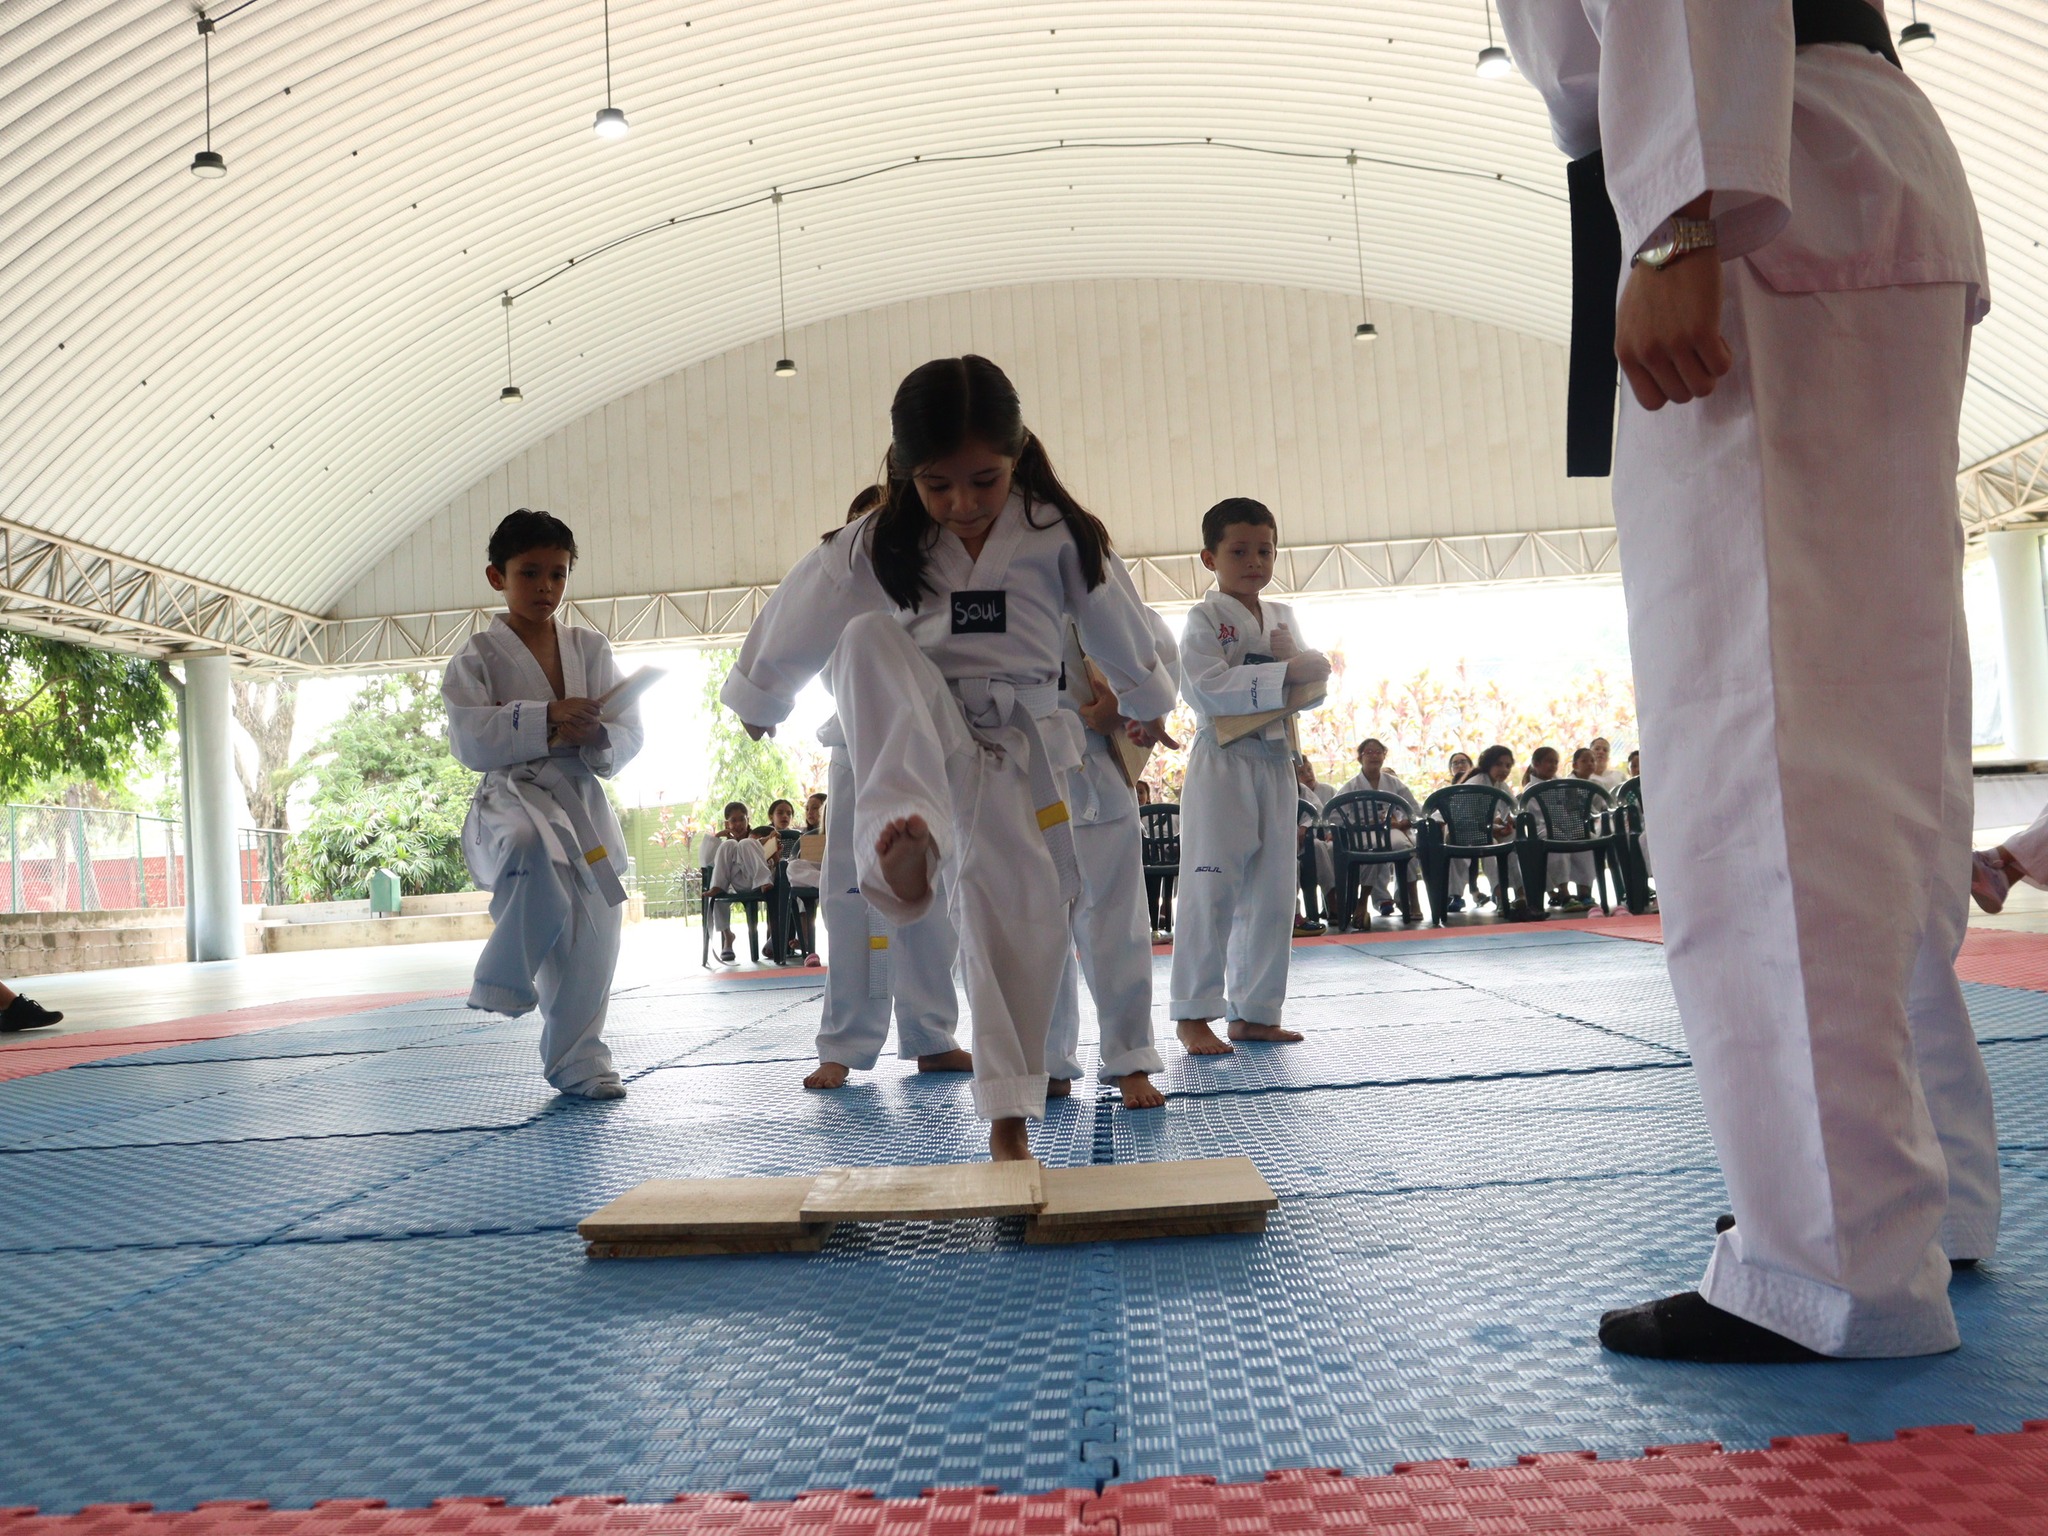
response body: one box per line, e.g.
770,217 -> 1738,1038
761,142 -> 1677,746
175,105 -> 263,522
708,835 -> 774,935
2006,806 -> 2048,886
723,494 -> 1176,1122
444,617 -> 643,1095
1169,593 -> 1303,1027
1502,0 -> 1996,1355
1338,768 -> 1420,900
1046,608 -> 1179,1084
813,712 -> 965,1071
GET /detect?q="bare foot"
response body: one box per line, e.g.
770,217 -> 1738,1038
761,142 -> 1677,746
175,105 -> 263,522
1177,1019 -> 1234,1056
875,815 -> 933,905
1047,1077 -> 1073,1098
1117,1071 -> 1166,1109
917,1049 -> 974,1073
1228,1020 -> 1304,1043
803,1061 -> 850,1090
990,1118 -> 1033,1161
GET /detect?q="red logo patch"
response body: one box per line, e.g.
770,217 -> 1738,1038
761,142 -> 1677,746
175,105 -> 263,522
1217,623 -> 1238,644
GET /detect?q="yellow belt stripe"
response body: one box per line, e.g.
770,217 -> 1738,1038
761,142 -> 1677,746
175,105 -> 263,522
1037,801 -> 1070,831
584,845 -> 609,864
869,936 -> 890,950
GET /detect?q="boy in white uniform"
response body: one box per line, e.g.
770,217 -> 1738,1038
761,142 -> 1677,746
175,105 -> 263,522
1502,0 -> 1997,1360
705,801 -> 774,961
444,509 -> 643,1100
1044,611 -> 1178,1108
1170,498 -> 1332,1056
1339,738 -> 1420,920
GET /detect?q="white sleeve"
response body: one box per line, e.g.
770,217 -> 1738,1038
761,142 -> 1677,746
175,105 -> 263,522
1178,609 -> 1289,721
442,643 -> 548,772
1066,550 -> 1179,724
721,529 -> 891,728
579,636 -> 643,779
1146,604 -> 1183,700
1501,0 -> 1794,261
709,840 -> 736,891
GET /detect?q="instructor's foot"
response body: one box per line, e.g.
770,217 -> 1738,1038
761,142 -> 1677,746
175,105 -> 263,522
1599,1291 -> 1825,1363
0,995 -> 62,1032
875,815 -> 933,905
1177,1019 -> 1234,1056
563,1075 -> 627,1101
804,1062 -> 851,1090
990,1118 -> 1033,1161
916,1049 -> 974,1073
1972,849 -> 2011,914
1117,1071 -> 1165,1110
1047,1077 -> 1073,1098
1228,1020 -> 1304,1044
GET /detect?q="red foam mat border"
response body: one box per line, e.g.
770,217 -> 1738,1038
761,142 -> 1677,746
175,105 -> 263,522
0,992 -> 458,1083
7,1426 -> 2046,1536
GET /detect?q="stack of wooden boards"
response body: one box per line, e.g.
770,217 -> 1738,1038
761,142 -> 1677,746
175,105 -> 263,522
580,1156 -> 1278,1258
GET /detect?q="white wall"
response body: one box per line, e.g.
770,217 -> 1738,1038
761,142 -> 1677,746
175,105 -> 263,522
333,278 -> 1611,621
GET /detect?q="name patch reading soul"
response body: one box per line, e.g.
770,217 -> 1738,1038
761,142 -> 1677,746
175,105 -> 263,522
952,590 -> 1008,634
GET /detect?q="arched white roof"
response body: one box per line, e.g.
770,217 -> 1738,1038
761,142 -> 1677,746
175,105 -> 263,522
2,1 -> 2044,657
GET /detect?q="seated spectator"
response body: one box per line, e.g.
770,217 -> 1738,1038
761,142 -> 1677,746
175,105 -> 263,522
1589,736 -> 1628,791
706,800 -> 774,962
1460,745 -> 1521,913
1441,752 -> 1477,910
1973,803 -> 2048,914
770,796 -> 822,961
1341,738 -> 1421,921
1137,781 -> 1155,807
0,980 -> 61,1033
1294,756 -> 1338,934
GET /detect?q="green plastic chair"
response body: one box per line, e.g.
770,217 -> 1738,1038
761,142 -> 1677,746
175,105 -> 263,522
1320,789 -> 1419,930
1415,783 -> 1520,926
1515,779 -> 1622,917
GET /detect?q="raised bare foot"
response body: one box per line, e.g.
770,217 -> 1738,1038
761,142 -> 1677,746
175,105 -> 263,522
1117,1071 -> 1166,1109
1177,1019 -> 1234,1056
1228,1020 -> 1304,1043
916,1049 -> 974,1073
875,815 -> 934,904
803,1061 -> 850,1090
990,1118 -> 1033,1160
1047,1077 -> 1073,1098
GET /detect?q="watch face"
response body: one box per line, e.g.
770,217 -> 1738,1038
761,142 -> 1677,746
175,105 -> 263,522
1638,239 -> 1676,269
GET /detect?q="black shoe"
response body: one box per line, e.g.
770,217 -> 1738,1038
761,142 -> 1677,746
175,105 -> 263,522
1714,1212 -> 1736,1234
1377,899 -> 1395,917
0,995 -> 62,1032
1598,1291 -> 1826,1363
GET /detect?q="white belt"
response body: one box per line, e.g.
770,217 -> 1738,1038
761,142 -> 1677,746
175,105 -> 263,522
506,757 -> 628,907
950,677 -> 1081,906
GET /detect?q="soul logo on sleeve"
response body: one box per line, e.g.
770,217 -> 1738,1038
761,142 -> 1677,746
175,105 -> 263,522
951,589 -> 1008,634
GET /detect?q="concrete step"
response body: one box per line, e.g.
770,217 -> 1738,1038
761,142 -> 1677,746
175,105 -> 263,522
259,890 -> 492,925
255,910 -> 494,953
0,909 -> 186,978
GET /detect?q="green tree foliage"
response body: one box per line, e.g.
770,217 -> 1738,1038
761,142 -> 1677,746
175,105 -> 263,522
286,672 -> 478,900
698,649 -> 801,821
0,635 -> 174,801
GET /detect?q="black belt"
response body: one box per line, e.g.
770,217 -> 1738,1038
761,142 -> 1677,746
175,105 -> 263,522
1563,0 -> 1900,478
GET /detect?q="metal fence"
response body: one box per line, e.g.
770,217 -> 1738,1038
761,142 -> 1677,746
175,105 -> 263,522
0,806 -> 293,914
625,864 -> 704,921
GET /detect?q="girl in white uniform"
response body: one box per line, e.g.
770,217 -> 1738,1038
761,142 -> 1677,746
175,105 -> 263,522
1170,499 -> 1332,1056
723,355 -> 1177,1160
1339,738 -> 1421,918
444,510 -> 644,1100
1503,0 -> 1997,1361
1044,610 -> 1180,1108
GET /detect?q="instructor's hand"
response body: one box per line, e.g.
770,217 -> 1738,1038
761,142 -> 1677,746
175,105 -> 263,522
1285,650 -> 1331,688
548,697 -> 601,729
1615,251 -> 1732,411
1127,717 -> 1181,750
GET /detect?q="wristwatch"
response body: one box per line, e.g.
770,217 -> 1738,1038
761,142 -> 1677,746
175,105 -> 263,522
1632,216 -> 1717,270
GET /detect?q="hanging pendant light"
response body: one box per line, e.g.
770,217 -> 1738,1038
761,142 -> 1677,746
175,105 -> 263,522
1346,154 -> 1378,344
1476,0 -> 1514,78
771,191 -> 797,377
498,295 -> 524,403
1899,0 -> 1936,49
190,16 -> 227,177
593,0 -> 630,137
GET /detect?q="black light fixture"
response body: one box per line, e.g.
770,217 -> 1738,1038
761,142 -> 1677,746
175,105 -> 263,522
1347,153 -> 1378,343
771,191 -> 797,377
190,15 -> 226,177
593,0 -> 630,137
498,295 -> 524,404
1900,0 -> 1936,49
1476,0 -> 1514,78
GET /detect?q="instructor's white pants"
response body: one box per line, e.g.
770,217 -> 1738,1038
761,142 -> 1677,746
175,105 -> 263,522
1616,266 -> 1996,1358
830,612 -> 1068,1122
815,745 -> 963,1069
470,843 -> 622,1094
2006,805 -> 2048,885
1047,803 -> 1166,1083
1170,738 -> 1298,1025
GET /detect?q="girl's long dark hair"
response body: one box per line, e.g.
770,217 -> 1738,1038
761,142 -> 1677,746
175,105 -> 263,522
1468,744 -> 1514,784
860,355 -> 1112,612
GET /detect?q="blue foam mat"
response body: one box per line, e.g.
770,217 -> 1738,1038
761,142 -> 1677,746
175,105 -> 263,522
3,931 -> 2045,1514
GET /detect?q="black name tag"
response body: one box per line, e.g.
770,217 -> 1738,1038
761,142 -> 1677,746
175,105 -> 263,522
1243,652 -> 1275,667
951,589 -> 1007,634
